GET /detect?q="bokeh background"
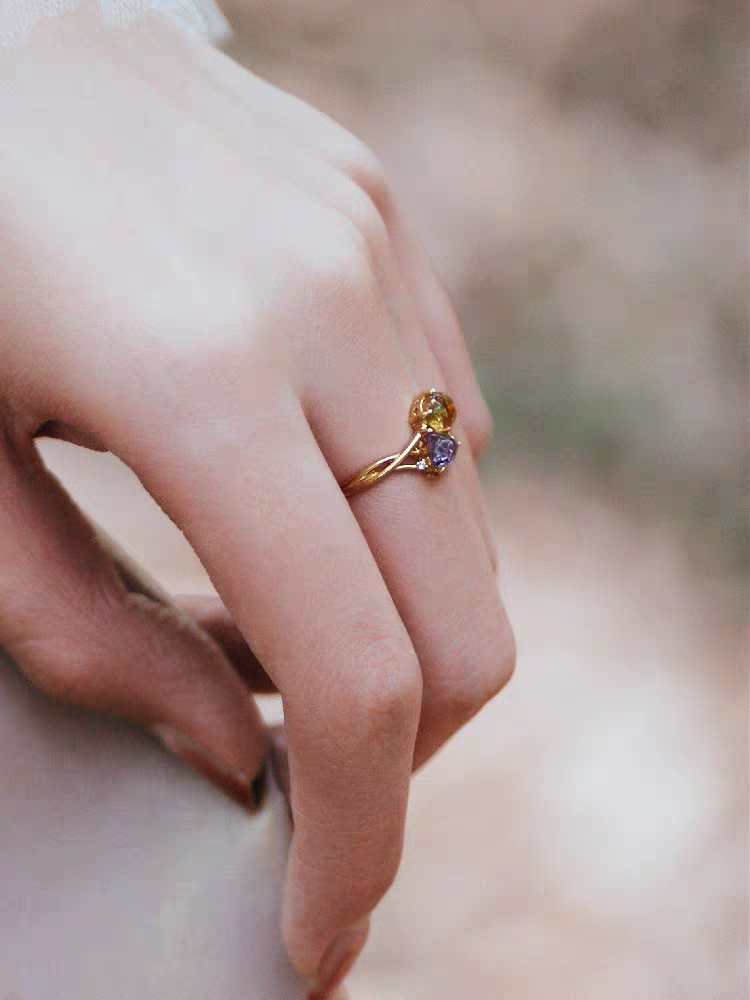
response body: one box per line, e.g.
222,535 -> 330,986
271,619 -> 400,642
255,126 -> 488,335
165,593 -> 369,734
41,2 -> 748,998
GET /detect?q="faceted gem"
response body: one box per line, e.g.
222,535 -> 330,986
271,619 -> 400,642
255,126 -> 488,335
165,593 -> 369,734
409,389 -> 457,432
424,394 -> 450,432
425,431 -> 458,470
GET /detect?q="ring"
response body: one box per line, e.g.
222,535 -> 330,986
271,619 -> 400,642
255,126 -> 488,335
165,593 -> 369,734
342,389 -> 460,497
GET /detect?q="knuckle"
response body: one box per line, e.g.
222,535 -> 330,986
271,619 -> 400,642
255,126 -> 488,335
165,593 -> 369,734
13,584 -> 136,710
339,139 -> 390,213
341,182 -> 390,261
355,636 -> 423,733
293,214 -> 379,309
326,634 -> 422,746
19,637 -> 100,705
437,622 -> 516,727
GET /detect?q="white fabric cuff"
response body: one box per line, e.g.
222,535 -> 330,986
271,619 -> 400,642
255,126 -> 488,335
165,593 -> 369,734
0,0 -> 231,48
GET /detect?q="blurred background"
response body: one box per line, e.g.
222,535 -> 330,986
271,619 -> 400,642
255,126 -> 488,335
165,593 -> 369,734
41,2 -> 748,998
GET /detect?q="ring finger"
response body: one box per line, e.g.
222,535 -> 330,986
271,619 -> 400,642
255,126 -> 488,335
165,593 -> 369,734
296,312 -> 515,772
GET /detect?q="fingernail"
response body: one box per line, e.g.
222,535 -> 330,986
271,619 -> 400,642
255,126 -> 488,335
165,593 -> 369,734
153,724 -> 261,811
307,920 -> 369,1000
250,764 -> 268,811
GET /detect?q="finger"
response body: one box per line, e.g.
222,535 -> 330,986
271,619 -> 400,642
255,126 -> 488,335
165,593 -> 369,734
115,393 -> 421,977
257,147 -> 499,571
0,434 -> 267,807
176,595 -> 277,693
336,436 -> 514,771
386,207 -> 496,457
389,279 -> 500,573
309,917 -> 370,1000
251,126 -> 500,571
305,354 -> 515,773
306,163 -> 499,571
379,202 -> 499,570
268,724 -> 370,1000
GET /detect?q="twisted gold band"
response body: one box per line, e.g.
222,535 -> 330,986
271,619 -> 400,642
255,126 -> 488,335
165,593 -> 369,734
342,390 -> 460,498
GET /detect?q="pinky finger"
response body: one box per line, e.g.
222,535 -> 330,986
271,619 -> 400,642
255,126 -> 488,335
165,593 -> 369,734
386,204 -> 496,459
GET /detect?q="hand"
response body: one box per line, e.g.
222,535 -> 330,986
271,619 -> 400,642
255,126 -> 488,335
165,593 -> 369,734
0,8 -> 515,993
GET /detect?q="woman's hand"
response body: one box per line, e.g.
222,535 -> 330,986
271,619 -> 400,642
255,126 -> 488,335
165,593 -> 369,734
0,8 -> 515,994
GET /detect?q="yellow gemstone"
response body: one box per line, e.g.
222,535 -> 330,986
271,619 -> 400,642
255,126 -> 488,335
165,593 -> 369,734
409,390 -> 456,432
425,397 -> 449,431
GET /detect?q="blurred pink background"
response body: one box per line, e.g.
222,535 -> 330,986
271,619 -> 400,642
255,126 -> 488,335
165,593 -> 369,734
40,2 -> 748,997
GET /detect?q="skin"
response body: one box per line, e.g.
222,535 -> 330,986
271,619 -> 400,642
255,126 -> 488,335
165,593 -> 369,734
0,7 -> 516,997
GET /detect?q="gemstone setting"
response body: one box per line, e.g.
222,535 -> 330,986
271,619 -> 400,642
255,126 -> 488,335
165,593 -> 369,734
341,388 -> 460,495
409,390 -> 457,434
425,431 -> 458,471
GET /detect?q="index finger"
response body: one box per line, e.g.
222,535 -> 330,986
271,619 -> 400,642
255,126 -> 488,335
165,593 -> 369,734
119,392 -> 422,976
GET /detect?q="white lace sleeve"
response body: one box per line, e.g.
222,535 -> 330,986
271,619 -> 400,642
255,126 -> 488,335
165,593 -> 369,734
0,0 -> 230,48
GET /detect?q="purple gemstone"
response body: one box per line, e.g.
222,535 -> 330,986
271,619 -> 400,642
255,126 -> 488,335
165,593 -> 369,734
426,432 -> 458,470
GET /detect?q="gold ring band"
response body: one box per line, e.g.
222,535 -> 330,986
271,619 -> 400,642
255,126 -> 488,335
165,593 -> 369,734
342,389 -> 460,497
